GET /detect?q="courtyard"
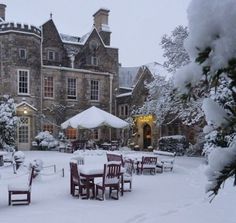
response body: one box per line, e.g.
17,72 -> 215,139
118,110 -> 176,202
0,150 -> 234,223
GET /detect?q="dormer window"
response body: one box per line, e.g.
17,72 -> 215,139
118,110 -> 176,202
19,48 -> 27,59
91,56 -> 98,66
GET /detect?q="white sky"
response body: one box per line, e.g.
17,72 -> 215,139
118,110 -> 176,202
2,0 -> 191,67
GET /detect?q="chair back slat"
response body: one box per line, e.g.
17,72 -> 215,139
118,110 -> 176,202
142,156 -> 157,165
72,156 -> 84,165
106,153 -> 124,166
103,163 -> 121,185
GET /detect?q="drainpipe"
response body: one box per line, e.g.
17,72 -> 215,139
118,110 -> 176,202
109,74 -> 113,140
109,74 -> 113,114
40,26 -> 43,131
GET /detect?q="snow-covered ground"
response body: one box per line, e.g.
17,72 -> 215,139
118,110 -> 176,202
0,150 -> 234,223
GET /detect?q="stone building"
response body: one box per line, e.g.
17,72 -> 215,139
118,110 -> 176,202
117,65 -> 157,149
0,4 -> 119,150
117,63 -> 194,150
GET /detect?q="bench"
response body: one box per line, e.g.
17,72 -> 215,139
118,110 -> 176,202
153,150 -> 176,171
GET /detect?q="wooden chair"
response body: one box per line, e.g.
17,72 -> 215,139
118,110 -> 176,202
106,153 -> 124,166
8,166 -> 35,205
72,156 -> 84,165
69,162 -> 94,198
138,156 -> 157,175
123,158 -> 133,192
95,162 -> 121,200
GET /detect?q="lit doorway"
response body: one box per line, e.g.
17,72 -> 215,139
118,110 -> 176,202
143,123 -> 151,149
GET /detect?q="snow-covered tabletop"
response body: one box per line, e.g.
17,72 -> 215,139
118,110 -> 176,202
0,151 -> 8,156
79,164 -> 104,176
79,164 -> 125,175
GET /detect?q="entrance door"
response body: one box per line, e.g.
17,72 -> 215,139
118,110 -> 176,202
18,117 -> 30,150
143,123 -> 151,149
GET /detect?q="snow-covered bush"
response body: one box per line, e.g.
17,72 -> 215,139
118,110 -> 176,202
159,135 -> 188,155
13,151 -> 25,170
30,159 -> 43,178
0,95 -> 18,151
35,131 -> 59,150
58,131 -> 71,150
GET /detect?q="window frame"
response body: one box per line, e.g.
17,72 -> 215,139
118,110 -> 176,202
93,129 -> 100,141
18,116 -> 30,143
48,50 -> 56,61
91,56 -> 98,66
119,104 -> 129,117
67,77 -> 77,100
66,128 -> 77,140
19,48 -> 27,59
17,69 -> 30,95
44,76 -> 54,99
43,124 -> 54,134
90,79 -> 99,101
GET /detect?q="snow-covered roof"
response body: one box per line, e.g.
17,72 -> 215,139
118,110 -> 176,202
79,30 -> 93,44
16,101 -> 37,111
61,106 -> 129,129
145,62 -> 172,80
119,86 -> 133,91
60,27 -> 117,50
119,62 -> 170,88
119,66 -> 140,88
60,33 -> 80,43
116,92 -> 132,98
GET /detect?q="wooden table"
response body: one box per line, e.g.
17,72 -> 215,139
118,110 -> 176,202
79,164 -> 124,199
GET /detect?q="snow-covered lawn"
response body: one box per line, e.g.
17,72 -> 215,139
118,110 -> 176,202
0,151 -> 234,223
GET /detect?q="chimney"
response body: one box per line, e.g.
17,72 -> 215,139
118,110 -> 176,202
93,8 -> 110,32
93,8 -> 111,46
0,4 -> 6,21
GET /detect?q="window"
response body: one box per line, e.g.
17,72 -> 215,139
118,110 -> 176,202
119,104 -> 129,117
18,70 -> 29,95
90,80 -> 99,101
48,50 -> 55,61
67,78 -> 77,100
91,56 -> 98,66
19,48 -> 27,59
18,117 -> 29,143
66,128 -> 77,140
43,124 -> 54,134
120,106 -> 124,116
44,76 -> 53,98
93,129 -> 100,140
125,105 -> 129,116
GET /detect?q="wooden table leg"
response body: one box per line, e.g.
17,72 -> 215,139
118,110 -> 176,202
85,177 -> 90,199
121,174 -> 124,196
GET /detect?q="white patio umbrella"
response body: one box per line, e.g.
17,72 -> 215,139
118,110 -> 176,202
61,106 -> 129,129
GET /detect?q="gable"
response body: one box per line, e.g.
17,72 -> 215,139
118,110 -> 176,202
132,66 -> 154,95
42,19 -> 63,48
83,28 -> 105,49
